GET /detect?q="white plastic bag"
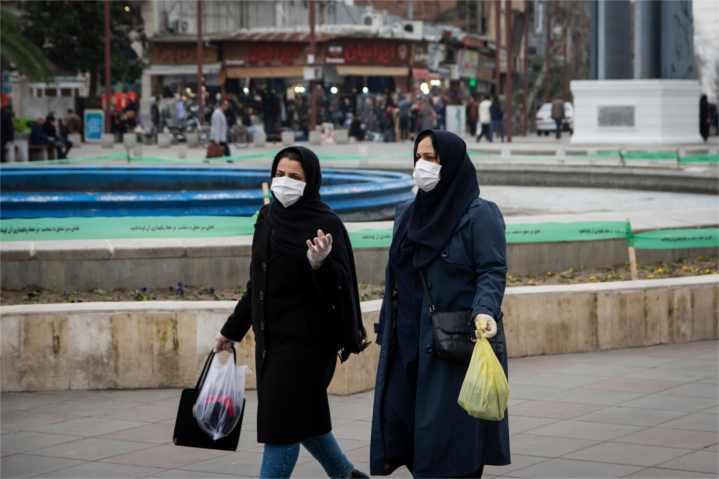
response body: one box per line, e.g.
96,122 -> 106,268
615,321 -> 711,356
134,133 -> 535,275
195,353 -> 251,440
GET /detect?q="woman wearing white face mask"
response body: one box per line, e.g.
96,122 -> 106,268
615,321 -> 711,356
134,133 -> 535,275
369,130 -> 510,478
214,146 -> 370,479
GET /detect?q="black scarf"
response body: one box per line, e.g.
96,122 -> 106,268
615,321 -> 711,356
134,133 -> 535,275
268,146 -> 369,361
390,130 -> 480,270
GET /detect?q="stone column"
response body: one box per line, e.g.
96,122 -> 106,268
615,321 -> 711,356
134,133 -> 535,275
660,0 -> 695,79
9,74 -> 28,117
140,71 -> 153,131
597,0 -> 632,80
634,0 -> 661,79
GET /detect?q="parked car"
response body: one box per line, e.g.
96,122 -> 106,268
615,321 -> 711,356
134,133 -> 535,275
535,102 -> 574,135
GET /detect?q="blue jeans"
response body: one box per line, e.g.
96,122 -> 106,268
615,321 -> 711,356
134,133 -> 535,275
488,120 -> 504,142
259,432 -> 355,479
555,119 -> 563,138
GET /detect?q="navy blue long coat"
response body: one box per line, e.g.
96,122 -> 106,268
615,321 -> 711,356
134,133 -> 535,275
370,197 -> 510,478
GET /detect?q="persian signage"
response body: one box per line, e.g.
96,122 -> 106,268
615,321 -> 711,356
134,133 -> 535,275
324,39 -> 411,66
149,43 -> 217,65
223,42 -> 310,67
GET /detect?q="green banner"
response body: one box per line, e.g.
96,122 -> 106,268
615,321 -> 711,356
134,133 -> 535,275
348,228 -> 394,248
629,228 -> 719,250
0,216 -> 256,241
3,217 -> 716,253
9,149 -> 716,166
680,154 -> 719,164
621,151 -> 678,161
505,221 -> 630,243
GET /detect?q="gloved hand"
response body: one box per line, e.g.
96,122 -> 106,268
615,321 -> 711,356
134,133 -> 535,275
306,229 -> 333,270
213,332 -> 234,353
474,314 -> 497,339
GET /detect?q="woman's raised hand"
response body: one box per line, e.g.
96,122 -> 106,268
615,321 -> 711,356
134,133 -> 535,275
306,229 -> 333,269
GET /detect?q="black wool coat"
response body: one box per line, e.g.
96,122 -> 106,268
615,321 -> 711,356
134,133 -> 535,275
221,204 -> 341,445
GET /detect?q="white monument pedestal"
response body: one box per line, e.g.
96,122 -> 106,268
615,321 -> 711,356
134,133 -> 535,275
570,80 -> 703,145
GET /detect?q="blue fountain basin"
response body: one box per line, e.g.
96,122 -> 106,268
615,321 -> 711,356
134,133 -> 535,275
0,166 -> 415,222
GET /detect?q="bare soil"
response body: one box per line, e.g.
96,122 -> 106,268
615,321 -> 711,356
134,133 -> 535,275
2,254 -> 716,306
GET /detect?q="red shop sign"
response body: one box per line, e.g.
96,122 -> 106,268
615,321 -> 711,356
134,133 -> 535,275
247,43 -> 300,65
325,39 -> 410,66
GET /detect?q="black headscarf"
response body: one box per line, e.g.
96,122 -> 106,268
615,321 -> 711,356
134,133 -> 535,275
390,130 -> 479,270
268,146 -> 369,361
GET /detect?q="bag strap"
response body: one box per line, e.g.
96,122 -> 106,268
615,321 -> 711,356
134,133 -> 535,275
418,270 -> 436,314
195,346 -> 237,390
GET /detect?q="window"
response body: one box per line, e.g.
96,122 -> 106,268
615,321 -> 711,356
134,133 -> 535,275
61,88 -> 72,97
45,88 -> 57,97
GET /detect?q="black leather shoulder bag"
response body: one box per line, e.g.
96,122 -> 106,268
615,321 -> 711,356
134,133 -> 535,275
418,270 -> 505,363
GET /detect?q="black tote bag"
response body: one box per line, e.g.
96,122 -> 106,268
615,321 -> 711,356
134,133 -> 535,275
173,348 -> 246,451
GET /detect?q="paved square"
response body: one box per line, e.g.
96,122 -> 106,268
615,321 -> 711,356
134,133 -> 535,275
2,340 -> 716,478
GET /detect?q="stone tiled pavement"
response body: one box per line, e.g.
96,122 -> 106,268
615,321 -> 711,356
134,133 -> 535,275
2,341 -> 717,479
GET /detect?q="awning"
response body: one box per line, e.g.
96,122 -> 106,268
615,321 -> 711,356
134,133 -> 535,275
336,66 -> 409,76
226,66 -> 305,78
148,63 -> 222,76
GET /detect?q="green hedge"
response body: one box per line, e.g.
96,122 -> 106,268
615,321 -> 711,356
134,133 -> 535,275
12,117 -> 35,133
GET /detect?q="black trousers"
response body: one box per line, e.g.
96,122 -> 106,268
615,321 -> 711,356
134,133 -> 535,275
468,121 -> 477,136
399,117 -> 409,140
219,141 -> 230,157
476,123 -> 489,141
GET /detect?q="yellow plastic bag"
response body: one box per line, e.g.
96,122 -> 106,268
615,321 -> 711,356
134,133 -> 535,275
457,322 -> 509,421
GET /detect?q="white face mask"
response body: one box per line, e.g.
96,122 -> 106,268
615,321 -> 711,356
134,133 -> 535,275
270,176 -> 306,207
413,159 -> 442,192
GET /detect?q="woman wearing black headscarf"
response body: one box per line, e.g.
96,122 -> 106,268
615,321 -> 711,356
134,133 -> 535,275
214,146 -> 370,479
369,130 -> 510,478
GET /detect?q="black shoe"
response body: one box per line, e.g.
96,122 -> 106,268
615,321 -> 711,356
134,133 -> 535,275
348,469 -> 369,478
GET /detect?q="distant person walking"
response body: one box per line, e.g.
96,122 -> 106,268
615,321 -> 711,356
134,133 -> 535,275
700,94 -> 709,142
420,97 -> 434,132
210,100 -> 230,157
398,94 -> 412,141
488,96 -> 504,142
476,95 -> 492,142
151,97 -> 161,132
466,96 -> 478,137
551,97 -> 565,139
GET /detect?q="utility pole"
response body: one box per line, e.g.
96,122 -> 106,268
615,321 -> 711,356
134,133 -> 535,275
523,0 -> 529,135
495,0 -> 501,96
562,34 -> 568,103
197,0 -> 204,116
505,0 -> 512,142
104,0 -> 111,133
545,13 -> 551,103
309,0 -> 317,130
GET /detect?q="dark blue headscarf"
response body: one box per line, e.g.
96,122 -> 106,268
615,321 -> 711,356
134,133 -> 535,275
389,130 -> 479,270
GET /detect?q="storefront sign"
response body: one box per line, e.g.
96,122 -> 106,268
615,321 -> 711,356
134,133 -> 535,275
427,44 -> 444,71
149,43 -> 217,65
476,54 -> 495,81
456,49 -> 479,79
223,42 -> 309,67
410,44 -> 428,68
324,39 -> 411,66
